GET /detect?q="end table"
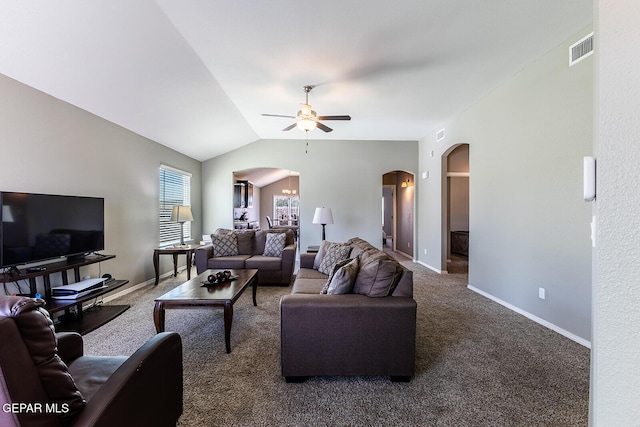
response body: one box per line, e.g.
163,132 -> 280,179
153,244 -> 200,286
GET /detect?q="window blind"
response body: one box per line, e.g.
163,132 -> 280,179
159,165 -> 192,245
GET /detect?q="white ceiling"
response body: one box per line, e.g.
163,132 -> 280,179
0,1 -> 592,162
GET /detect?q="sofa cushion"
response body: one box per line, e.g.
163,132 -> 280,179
296,267 -> 328,280
353,256 -> 403,297
291,277 -> 327,294
318,243 -> 352,275
325,257 -> 359,295
68,355 -> 127,401
234,230 -> 255,255
263,232 -> 286,257
207,255 -> 250,270
245,255 -> 282,271
212,233 -> 238,257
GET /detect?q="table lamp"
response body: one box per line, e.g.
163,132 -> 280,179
171,205 -> 194,245
312,207 -> 334,241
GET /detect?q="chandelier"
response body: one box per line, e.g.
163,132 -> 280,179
282,172 -> 297,196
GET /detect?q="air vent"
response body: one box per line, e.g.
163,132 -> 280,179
569,32 -> 594,66
436,128 -> 445,142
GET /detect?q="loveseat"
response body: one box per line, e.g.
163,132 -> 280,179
0,296 -> 183,427
280,237 -> 416,382
195,228 -> 296,285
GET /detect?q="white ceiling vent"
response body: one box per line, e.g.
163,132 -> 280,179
569,32 -> 594,66
436,128 -> 446,142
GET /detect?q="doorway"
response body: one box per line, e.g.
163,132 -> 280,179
382,171 -> 415,259
442,144 -> 469,273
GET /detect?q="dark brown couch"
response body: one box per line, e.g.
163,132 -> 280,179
0,296 -> 183,427
195,228 -> 296,285
280,237 -> 417,382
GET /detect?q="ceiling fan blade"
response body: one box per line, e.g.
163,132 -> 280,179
282,123 -> 297,131
316,122 -> 333,133
262,114 -> 296,119
317,115 -> 351,121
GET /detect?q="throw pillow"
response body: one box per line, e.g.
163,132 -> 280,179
211,233 -> 238,257
320,257 -> 354,294
353,257 -> 402,297
326,256 -> 360,294
263,232 -> 286,257
313,240 -> 332,270
318,243 -> 352,275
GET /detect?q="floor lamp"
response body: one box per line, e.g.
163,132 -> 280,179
312,207 -> 334,241
171,205 -> 194,245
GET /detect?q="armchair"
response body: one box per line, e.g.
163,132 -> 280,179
0,296 -> 183,427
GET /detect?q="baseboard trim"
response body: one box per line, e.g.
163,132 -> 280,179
416,260 -> 445,274
467,285 -> 591,349
101,267 -> 186,304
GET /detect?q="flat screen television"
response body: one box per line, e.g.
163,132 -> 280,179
0,192 -> 105,269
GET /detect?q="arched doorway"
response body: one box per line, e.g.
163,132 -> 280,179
232,168 -> 300,233
442,144 -> 469,273
382,170 -> 415,259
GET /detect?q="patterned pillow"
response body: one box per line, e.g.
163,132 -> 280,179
318,243 -> 352,275
211,233 -> 238,257
263,233 -> 286,257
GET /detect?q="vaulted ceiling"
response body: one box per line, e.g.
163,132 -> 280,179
0,1 -> 592,162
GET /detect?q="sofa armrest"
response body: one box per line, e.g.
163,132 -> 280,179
56,332 -> 84,364
71,332 -> 183,427
280,244 -> 297,280
280,294 -> 416,377
195,245 -> 213,274
299,252 -> 316,269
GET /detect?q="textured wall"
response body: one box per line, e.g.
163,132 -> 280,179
592,0 -> 640,423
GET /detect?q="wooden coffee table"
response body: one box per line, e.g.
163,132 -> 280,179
153,269 -> 258,353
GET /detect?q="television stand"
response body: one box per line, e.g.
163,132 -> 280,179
0,255 -> 129,334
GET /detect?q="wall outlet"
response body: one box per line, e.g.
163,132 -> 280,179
407,242 -> 411,248
539,287 -> 546,300
424,249 -> 427,255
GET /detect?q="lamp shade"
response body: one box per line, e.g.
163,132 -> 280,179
170,206 -> 194,223
2,205 -> 14,223
312,207 -> 334,225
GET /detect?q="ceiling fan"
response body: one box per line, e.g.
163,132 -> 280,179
262,85 -> 351,133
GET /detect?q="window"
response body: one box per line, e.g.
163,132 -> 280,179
159,165 -> 192,245
273,195 -> 300,223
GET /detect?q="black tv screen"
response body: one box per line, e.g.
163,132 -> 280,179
0,192 -> 104,268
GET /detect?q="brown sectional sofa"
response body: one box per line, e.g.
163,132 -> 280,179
195,228 -> 297,285
280,237 -> 417,382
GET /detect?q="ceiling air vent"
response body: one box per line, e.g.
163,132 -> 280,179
436,128 -> 445,142
569,32 -> 594,66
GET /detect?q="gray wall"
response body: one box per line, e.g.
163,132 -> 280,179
592,1 -> 640,423
418,27 -> 594,342
0,73 -> 202,292
202,139 -> 418,252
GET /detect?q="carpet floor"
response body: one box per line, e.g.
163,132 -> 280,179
82,258 -> 590,426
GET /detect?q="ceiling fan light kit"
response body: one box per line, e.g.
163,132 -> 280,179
263,85 -> 351,133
